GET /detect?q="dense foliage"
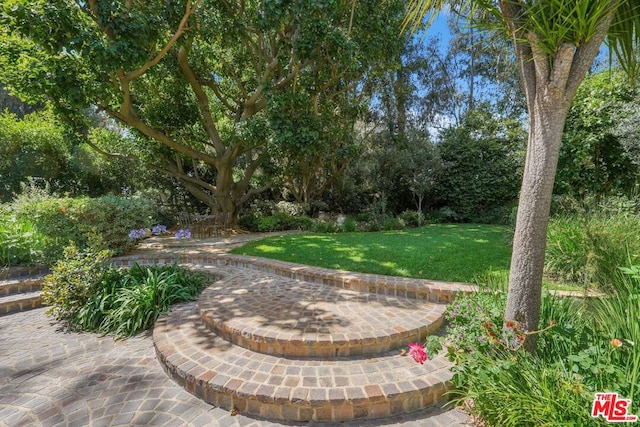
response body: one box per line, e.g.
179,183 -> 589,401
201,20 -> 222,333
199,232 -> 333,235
433,267 -> 639,426
433,109 -> 524,222
0,108 -> 167,202
1,189 -> 159,266
546,195 -> 640,291
556,71 -> 640,197
42,244 -> 209,338
0,0 -> 405,223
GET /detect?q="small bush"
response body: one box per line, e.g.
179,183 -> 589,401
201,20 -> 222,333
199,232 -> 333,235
237,212 -> 260,231
398,210 -> 422,228
43,245 -> 210,337
256,215 -> 279,232
429,268 -> 639,425
313,220 -> 341,233
364,220 -> 383,232
437,206 -> 460,222
383,217 -> 405,231
354,212 -> 372,223
41,244 -> 117,329
96,264 -> 209,338
546,212 -> 640,290
0,212 -> 44,266
342,217 -> 358,232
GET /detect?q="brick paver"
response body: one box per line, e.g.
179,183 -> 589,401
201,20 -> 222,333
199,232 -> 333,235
197,267 -> 446,358
154,302 -> 455,422
0,232 -> 473,426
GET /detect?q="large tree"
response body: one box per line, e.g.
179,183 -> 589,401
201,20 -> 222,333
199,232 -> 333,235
0,0 -> 403,224
407,0 -> 640,351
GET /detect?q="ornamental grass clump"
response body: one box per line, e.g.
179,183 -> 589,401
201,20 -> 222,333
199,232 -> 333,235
97,263 -> 208,338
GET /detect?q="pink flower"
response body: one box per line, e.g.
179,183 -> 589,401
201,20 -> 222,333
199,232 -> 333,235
611,338 -> 623,348
408,343 -> 427,364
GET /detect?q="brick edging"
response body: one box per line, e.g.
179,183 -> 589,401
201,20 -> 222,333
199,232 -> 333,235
112,253 -> 477,304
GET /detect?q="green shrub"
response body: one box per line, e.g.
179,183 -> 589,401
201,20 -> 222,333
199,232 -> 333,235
256,215 -> 279,232
97,264 -> 209,338
398,210 -> 422,228
589,268 -> 640,403
0,110 -> 70,202
432,269 -> 639,425
455,351 -> 597,426
6,193 -> 158,265
0,212 -> 44,266
342,217 -> 358,232
41,244 -> 117,329
237,212 -> 260,231
434,112 -> 523,222
365,219 -> 382,232
43,245 -> 210,338
383,216 -> 405,231
354,212 -> 372,222
76,194 -> 156,253
312,220 -> 341,233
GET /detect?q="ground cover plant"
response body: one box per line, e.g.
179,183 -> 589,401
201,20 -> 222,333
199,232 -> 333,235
41,244 -> 209,338
231,224 -> 512,283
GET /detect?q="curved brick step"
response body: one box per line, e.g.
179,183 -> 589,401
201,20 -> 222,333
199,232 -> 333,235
112,253 -> 477,303
198,268 -> 446,358
154,302 -> 454,423
0,290 -> 42,315
0,275 -> 46,296
0,275 -> 46,315
0,265 -> 48,280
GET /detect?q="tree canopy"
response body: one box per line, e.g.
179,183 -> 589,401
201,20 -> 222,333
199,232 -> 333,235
0,0 -> 405,223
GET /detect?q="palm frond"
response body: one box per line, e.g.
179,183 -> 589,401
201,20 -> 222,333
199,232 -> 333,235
607,0 -> 640,77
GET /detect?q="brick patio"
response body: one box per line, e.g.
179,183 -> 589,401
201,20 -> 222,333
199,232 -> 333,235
110,235 -> 476,423
0,233 -> 475,425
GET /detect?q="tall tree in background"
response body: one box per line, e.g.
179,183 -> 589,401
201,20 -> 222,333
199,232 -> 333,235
407,0 -> 640,351
0,0 -> 404,224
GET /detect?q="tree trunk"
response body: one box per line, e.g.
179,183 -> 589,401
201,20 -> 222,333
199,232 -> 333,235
505,97 -> 569,351
215,160 -> 237,227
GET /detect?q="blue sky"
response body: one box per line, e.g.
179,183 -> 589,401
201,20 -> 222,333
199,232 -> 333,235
424,12 -> 454,51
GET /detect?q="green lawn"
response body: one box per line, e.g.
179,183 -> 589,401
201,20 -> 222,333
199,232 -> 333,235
231,224 -> 513,283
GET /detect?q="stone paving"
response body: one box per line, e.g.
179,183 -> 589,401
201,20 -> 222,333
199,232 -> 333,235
0,232 -> 473,426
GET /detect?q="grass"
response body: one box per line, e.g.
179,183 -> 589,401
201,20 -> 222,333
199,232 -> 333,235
231,224 -> 513,283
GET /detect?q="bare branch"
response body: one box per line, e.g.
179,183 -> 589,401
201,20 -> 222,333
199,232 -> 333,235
84,139 -> 138,162
164,160 -> 217,192
238,183 -> 272,205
